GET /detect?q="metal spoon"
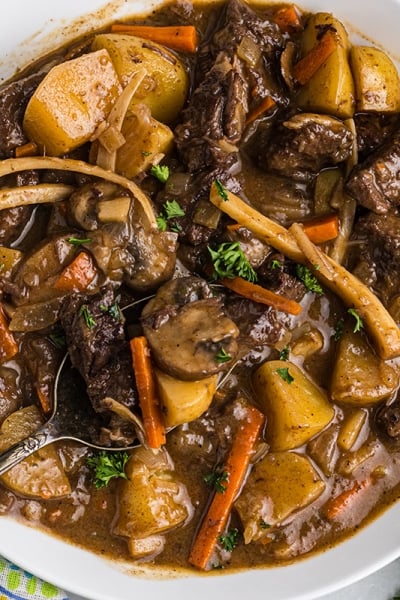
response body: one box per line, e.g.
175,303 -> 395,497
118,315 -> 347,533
0,298 -> 149,477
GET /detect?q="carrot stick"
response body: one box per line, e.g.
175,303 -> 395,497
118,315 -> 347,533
274,5 -> 302,32
302,214 -> 340,244
189,404 -> 265,570
246,96 -> 276,125
110,24 -> 198,53
36,385 -> 52,414
130,336 -> 166,449
324,477 -> 371,520
220,276 -> 302,316
293,31 -> 336,85
0,303 -> 18,363
53,251 -> 97,292
14,141 -> 38,158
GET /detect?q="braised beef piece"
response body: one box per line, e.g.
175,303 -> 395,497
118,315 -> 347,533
353,113 -> 400,159
175,0 -> 285,173
60,287 -> 138,444
346,128 -> 400,213
376,399 -> 400,440
0,171 -> 40,245
262,113 -> 354,181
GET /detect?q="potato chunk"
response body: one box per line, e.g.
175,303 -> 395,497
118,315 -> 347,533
154,367 -> 217,427
235,452 -> 325,543
253,360 -> 334,451
330,329 -> 399,405
113,446 -> 192,548
92,34 -> 189,123
350,46 -> 400,113
23,50 -> 121,156
296,13 -> 355,118
0,405 -> 71,499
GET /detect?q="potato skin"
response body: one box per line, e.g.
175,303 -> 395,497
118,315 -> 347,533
92,34 -> 189,123
253,360 -> 334,451
350,45 -> 400,113
296,12 -> 355,119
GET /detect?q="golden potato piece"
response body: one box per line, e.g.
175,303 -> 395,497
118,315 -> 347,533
235,452 -> 325,543
350,45 -> 400,113
296,13 -> 355,118
23,49 -> 122,156
0,405 -> 71,499
331,329 -> 399,405
92,34 -> 189,123
253,360 -> 334,451
154,367 -> 217,428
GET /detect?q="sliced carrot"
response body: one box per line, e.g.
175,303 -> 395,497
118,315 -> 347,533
302,214 -> 339,244
14,141 -> 38,158
189,404 -> 265,570
246,95 -> 276,125
0,303 -> 18,363
220,276 -> 302,316
324,477 -> 371,521
130,336 -> 166,449
53,251 -> 97,292
36,385 -> 52,414
293,31 -> 336,85
110,24 -> 198,53
274,5 -> 302,33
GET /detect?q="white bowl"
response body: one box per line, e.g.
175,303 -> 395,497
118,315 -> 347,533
1,1 -> 400,599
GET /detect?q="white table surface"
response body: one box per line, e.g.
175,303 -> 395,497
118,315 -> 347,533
66,557 -> 400,600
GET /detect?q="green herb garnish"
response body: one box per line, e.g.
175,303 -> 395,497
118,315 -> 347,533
204,470 -> 229,493
157,199 -> 185,232
259,519 -> 271,530
276,367 -> 294,384
208,242 -> 257,282
348,308 -> 364,333
215,348 -> 232,363
295,264 -> 323,294
87,451 -> 129,488
67,236 -> 92,246
271,259 -> 282,270
215,179 -> 229,201
100,302 -> 121,321
150,164 -> 170,183
279,346 -> 289,361
218,528 -> 240,552
79,305 -> 96,329
333,318 -> 344,341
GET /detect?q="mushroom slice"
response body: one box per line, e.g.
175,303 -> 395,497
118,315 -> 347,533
141,277 -> 239,381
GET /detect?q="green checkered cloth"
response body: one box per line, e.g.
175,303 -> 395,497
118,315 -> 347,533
0,557 -> 68,600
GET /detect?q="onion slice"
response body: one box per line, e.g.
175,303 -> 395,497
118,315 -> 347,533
0,184 -> 74,211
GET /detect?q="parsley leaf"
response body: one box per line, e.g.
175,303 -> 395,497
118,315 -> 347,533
276,367 -> 294,384
79,305 -> 96,329
215,179 -> 229,201
215,348 -> 232,363
157,200 -> 185,232
271,259 -> 282,270
348,308 -> 364,333
295,264 -> 323,294
87,451 -> 129,488
67,236 -> 92,246
208,242 -> 257,282
218,528 -> 240,552
279,346 -> 289,361
204,470 -> 229,493
333,318 -> 344,341
150,164 -> 170,183
100,302 -> 121,321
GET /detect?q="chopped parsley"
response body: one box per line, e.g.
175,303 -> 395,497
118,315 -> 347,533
150,164 -> 170,183
87,450 -> 129,488
259,519 -> 271,530
276,367 -> 294,384
48,331 -> 66,349
208,242 -> 257,282
348,308 -> 364,333
218,528 -> 240,552
204,469 -> 229,493
156,199 -> 185,232
79,305 -> 96,329
271,259 -> 282,270
215,178 -> 229,201
295,264 -> 323,294
67,236 -> 92,246
215,348 -> 232,363
279,346 -> 289,361
100,302 -> 121,321
333,317 -> 344,341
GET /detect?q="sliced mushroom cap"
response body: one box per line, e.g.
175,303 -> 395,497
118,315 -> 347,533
141,277 -> 239,381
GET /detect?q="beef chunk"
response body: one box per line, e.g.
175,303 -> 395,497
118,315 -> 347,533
376,399 -> 400,440
353,113 -> 399,158
175,0 -> 285,173
263,113 -> 354,181
60,288 -> 138,445
346,128 -> 400,213
356,212 -> 400,273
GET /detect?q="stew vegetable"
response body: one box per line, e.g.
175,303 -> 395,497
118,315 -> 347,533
1,0 -> 400,573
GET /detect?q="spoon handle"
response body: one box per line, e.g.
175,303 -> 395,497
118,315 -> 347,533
0,423 -> 59,476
